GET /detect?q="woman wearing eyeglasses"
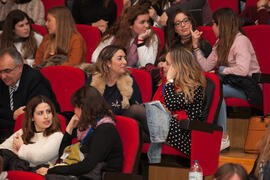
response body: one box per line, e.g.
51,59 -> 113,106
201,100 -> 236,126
165,8 -> 211,58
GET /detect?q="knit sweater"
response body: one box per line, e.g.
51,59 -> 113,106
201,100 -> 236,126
0,129 -> 63,167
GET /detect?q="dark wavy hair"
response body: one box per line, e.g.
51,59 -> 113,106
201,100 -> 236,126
102,5 -> 156,49
0,9 -> 37,59
166,8 -> 198,52
214,163 -> 248,180
22,96 -> 61,144
71,86 -> 114,131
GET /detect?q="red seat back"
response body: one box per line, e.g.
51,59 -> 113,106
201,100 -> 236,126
152,26 -> 165,60
204,72 -> 222,123
114,0 -> 124,19
243,25 -> 270,114
41,0 -> 65,20
7,171 -> 45,180
208,0 -> 239,14
76,24 -> 101,63
14,113 -> 66,133
245,0 -> 258,9
198,26 -> 217,46
40,66 -> 85,112
129,68 -> 152,103
115,116 -> 141,173
32,24 -> 48,36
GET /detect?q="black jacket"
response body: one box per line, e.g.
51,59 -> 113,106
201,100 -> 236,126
0,64 -> 60,129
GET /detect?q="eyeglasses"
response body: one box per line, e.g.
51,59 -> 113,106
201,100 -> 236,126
174,18 -> 190,27
0,66 -> 18,75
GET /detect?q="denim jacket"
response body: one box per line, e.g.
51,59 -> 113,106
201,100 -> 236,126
145,103 -> 172,163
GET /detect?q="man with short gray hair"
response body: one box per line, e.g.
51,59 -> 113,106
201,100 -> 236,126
0,48 -> 60,142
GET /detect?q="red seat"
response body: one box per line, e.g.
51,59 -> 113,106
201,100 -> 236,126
142,72 -> 223,176
225,25 -> 269,116
208,0 -> 239,14
32,24 -> 48,36
76,24 -> 101,63
40,66 -> 85,112
152,27 -> 165,60
243,25 -> 270,114
14,113 -> 66,133
114,0 -> 124,19
115,116 -> 142,174
41,0 -> 65,20
7,171 -> 45,180
244,0 -> 258,9
198,26 -> 217,46
129,68 -> 152,103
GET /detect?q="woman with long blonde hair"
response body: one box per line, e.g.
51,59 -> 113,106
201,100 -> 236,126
91,5 -> 158,68
123,46 -> 206,163
34,6 -> 86,66
193,7 -> 261,151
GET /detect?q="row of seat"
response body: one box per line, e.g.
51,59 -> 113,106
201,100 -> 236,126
33,65 -> 223,176
12,114 -> 141,179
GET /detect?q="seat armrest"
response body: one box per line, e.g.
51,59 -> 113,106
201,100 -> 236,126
102,172 -> 143,180
252,73 -> 270,84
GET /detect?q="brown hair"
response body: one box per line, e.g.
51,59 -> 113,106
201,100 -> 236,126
169,46 -> 206,102
212,8 -> 245,67
213,163 -> 248,180
43,6 -> 85,60
0,9 -> 37,60
101,5 -> 156,49
71,86 -> 114,131
166,8 -> 198,52
94,45 -> 130,80
21,96 -> 61,144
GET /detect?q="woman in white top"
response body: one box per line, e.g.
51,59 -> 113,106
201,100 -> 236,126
0,95 -> 63,168
0,9 -> 43,65
92,5 -> 159,68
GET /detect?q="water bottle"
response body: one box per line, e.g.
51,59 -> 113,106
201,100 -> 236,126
189,160 -> 203,180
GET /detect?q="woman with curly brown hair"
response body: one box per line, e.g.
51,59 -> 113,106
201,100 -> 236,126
92,5 -> 159,68
34,6 -> 86,67
0,9 -> 43,65
165,8 -> 211,58
36,86 -> 123,179
0,95 -> 63,168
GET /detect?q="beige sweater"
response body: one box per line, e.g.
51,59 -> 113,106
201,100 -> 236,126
0,129 -> 63,167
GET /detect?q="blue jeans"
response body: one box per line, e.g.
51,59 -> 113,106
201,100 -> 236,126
217,66 -> 247,133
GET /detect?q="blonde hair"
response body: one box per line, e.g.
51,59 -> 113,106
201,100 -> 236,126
43,6 -> 84,59
255,122 -> 270,176
169,47 -> 206,102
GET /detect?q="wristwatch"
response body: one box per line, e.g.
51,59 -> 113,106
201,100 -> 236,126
166,79 -> 174,83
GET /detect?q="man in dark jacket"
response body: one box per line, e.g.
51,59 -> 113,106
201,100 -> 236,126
0,48 -> 60,143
